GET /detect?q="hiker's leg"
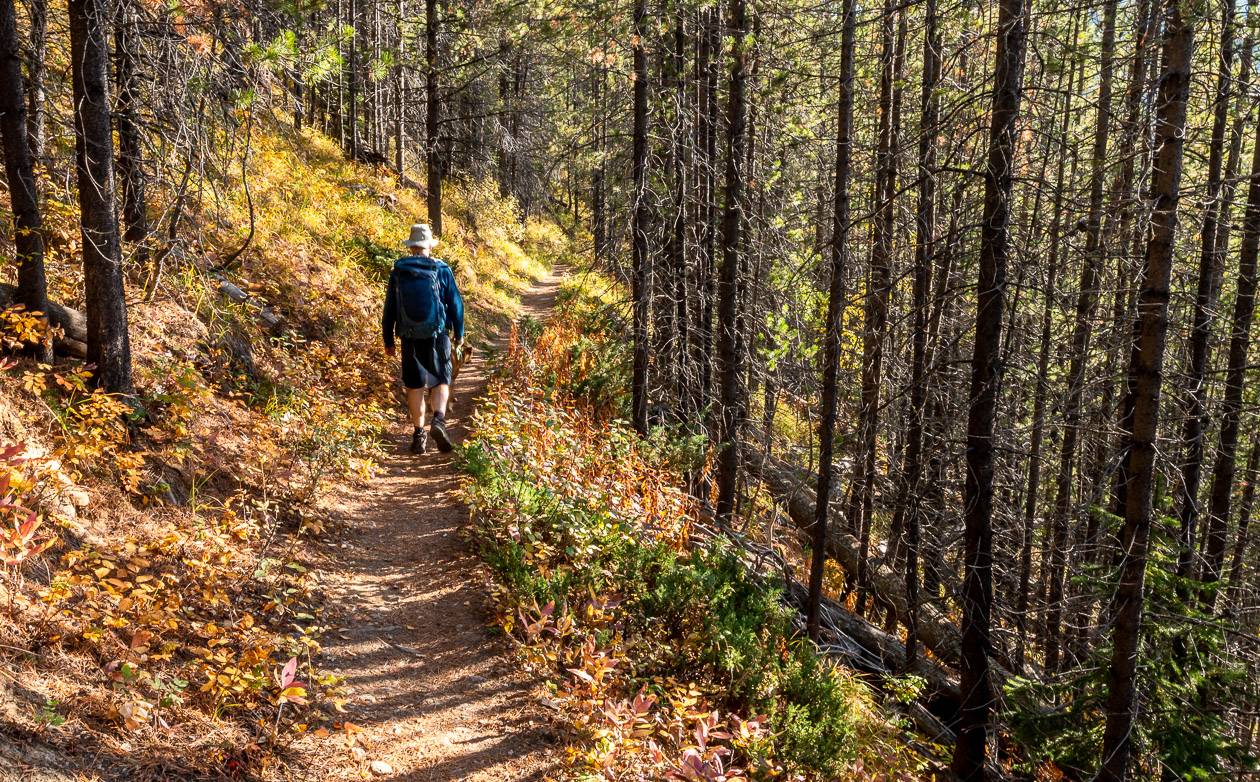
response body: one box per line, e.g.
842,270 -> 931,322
430,384 -> 450,418
406,387 -> 426,428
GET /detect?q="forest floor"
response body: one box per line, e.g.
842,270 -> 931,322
289,268 -> 567,781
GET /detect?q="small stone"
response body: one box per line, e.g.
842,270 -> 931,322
65,488 -> 91,509
370,760 -> 393,775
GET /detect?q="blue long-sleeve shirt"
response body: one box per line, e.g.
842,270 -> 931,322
381,255 -> 464,349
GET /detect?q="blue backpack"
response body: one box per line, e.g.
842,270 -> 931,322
394,257 -> 446,339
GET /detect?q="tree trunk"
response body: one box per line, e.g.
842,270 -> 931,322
806,0 -> 855,639
714,0 -> 749,524
0,0 -> 49,357
1044,0 -> 1116,674
348,0 -> 360,160
393,0 -> 405,179
696,6 -> 720,429
1174,0 -> 1236,582
115,0 -> 149,260
1226,439 -> 1259,603
670,15 -> 690,418
849,0 -> 902,616
24,0 -> 47,163
896,0 -> 939,668
1106,0 -> 1162,519
630,0 -> 650,435
1199,121 -> 1260,605
69,0 -> 132,393
425,0 -> 442,234
1019,44 -> 1078,668
1097,2 -> 1194,777
952,0 -> 1026,774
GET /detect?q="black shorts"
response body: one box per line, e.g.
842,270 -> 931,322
400,334 -> 452,389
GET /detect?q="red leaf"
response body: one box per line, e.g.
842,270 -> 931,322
280,656 -> 298,688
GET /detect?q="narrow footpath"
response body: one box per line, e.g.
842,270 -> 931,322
299,270 -> 566,781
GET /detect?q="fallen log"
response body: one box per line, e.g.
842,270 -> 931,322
782,580 -> 958,735
746,450 -> 964,660
745,447 -> 1016,688
0,283 -> 88,358
692,519 -> 961,733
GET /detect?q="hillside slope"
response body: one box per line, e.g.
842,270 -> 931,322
0,114 -> 573,780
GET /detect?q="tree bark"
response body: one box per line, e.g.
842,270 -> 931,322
714,0 -> 749,524
0,0 -> 49,357
953,0 -> 1026,774
1044,0 -> 1116,674
393,0 -> 405,178
669,15 -> 690,418
425,0 -> 442,234
1019,45 -> 1078,668
630,0 -> 650,436
69,0 -> 132,393
696,6 -> 720,428
1097,2 -> 1194,777
806,0 -> 855,640
348,0 -> 360,160
115,0 -> 149,260
896,0 -> 939,668
24,0 -> 46,164
1174,0 -> 1236,582
1226,439 -> 1259,604
1199,120 -> 1260,605
1106,0 -> 1162,519
849,0 -> 902,616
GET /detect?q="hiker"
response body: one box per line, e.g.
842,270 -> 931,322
382,223 -> 465,454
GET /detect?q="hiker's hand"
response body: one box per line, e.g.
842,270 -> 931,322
384,345 -> 395,358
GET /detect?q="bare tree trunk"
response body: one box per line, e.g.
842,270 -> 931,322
1200,122 -> 1260,605
1174,0 -> 1236,582
952,0 -> 1026,773
425,0 -> 442,234
670,15 -> 690,418
348,0 -> 360,160
1018,44 -> 1078,668
1044,0 -> 1116,674
850,0 -> 903,616
0,0 -> 49,358
1097,2 -> 1194,777
896,0 -> 939,668
630,0 -> 650,436
70,0 -> 132,393
806,0 -> 855,640
115,0 -> 149,263
24,0 -> 46,163
715,0 -> 749,524
1226,439 -> 1259,603
1107,0 -> 1162,520
393,0 -> 405,178
696,5 -> 720,428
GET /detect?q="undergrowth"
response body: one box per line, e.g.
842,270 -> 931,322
460,282 -> 924,780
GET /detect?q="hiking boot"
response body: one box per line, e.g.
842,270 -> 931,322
430,416 -> 453,453
410,427 -> 428,454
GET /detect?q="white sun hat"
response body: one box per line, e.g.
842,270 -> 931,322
402,223 -> 440,250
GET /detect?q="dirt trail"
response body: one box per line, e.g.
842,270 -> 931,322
300,270 -> 565,781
